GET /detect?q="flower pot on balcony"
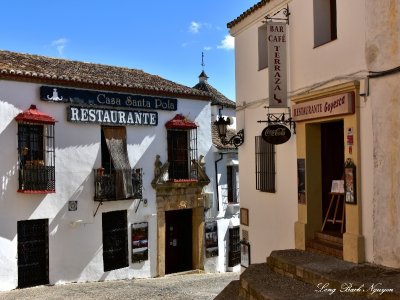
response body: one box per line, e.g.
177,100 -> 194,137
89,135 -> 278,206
97,168 -> 105,177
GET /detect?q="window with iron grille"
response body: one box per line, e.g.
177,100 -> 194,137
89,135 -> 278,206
228,226 -> 240,267
255,136 -> 275,193
17,123 -> 55,193
167,129 -> 198,180
102,210 -> 129,272
227,165 -> 239,203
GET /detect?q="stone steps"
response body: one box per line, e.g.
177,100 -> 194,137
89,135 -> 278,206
223,249 -> 400,300
306,231 -> 343,259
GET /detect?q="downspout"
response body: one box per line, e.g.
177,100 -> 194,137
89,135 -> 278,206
215,152 -> 225,211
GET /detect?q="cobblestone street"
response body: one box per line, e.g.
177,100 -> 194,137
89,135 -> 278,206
0,271 -> 239,300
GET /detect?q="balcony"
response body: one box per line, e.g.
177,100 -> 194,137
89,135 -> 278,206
18,165 -> 55,193
94,168 -> 142,201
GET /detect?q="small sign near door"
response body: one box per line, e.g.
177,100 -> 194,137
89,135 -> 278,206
205,221 -> 218,258
240,240 -> 251,268
345,159 -> 357,204
132,222 -> 148,263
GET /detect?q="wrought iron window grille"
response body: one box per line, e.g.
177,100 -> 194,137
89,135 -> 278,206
228,226 -> 241,267
167,128 -> 198,180
17,123 -> 56,193
255,136 -> 276,193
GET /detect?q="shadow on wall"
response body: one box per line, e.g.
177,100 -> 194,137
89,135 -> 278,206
48,173 -> 103,283
0,120 -> 46,242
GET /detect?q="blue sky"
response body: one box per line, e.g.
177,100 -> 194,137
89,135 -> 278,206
0,0 -> 257,101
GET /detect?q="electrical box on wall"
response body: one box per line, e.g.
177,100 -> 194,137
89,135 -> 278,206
203,192 -> 214,209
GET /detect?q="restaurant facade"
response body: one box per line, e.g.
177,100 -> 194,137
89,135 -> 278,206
0,50 -> 238,291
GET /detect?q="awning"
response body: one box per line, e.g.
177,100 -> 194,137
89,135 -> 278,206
165,114 -> 197,129
15,105 -> 56,124
102,127 -> 133,199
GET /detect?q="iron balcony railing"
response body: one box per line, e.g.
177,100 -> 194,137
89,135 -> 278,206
18,165 -> 56,192
94,168 -> 142,201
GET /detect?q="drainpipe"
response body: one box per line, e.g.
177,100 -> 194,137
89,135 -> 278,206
215,152 -> 225,211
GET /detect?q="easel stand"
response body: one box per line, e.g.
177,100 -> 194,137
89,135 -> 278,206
321,192 -> 345,233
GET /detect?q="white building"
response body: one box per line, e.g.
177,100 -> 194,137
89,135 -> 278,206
193,70 -> 241,272
0,50 -> 230,291
228,0 -> 400,268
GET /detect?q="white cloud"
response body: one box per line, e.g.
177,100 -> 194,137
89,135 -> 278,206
203,46 -> 212,51
189,21 -> 201,34
217,35 -> 234,50
51,38 -> 69,56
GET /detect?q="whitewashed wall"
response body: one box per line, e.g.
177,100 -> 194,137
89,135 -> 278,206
204,105 -> 240,273
365,1 -> 400,268
230,0 -> 378,264
0,79 -> 213,291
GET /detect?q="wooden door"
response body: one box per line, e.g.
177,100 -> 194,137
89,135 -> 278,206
165,209 -> 192,274
18,219 -> 49,288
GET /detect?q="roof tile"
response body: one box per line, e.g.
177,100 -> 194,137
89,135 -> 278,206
0,50 -> 211,99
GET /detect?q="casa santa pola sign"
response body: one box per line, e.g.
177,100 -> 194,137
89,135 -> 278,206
40,86 -> 177,111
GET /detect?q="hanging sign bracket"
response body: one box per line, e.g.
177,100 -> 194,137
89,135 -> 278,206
264,4 -> 290,24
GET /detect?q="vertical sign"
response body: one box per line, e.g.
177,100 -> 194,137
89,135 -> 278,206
267,22 -> 287,108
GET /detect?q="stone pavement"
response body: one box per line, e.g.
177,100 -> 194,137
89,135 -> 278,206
0,271 -> 239,300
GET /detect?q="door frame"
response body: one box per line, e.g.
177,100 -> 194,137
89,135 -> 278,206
155,182 -> 205,276
293,81 -> 365,263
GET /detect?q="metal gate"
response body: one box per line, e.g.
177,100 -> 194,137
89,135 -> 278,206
17,219 -> 49,288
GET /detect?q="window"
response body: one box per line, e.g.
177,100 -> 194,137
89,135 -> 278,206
255,136 -> 275,192
94,126 -> 142,201
258,24 -> 269,70
166,115 -> 198,181
228,226 -> 240,267
227,165 -> 239,203
102,210 -> 129,272
16,105 -> 56,193
314,0 -> 337,47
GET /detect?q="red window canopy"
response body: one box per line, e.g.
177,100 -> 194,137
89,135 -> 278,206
15,105 -> 56,124
165,114 -> 197,129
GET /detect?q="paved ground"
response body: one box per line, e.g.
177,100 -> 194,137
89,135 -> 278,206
0,271 -> 239,300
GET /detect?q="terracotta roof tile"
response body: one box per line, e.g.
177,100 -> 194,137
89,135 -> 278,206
193,81 -> 236,108
0,50 -> 211,100
227,0 -> 270,29
212,123 -> 238,150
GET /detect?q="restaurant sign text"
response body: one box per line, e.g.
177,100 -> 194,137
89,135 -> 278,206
41,86 -> 177,111
67,106 -> 158,126
292,92 -> 355,122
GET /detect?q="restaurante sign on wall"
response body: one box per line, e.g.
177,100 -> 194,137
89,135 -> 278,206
292,92 -> 355,121
40,86 -> 178,111
67,106 -> 158,126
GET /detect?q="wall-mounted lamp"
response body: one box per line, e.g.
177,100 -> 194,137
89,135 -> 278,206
214,112 -> 244,148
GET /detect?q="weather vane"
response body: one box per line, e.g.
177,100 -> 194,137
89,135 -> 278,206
201,52 -> 205,70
